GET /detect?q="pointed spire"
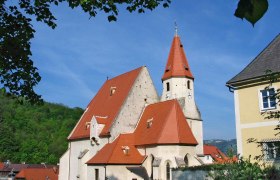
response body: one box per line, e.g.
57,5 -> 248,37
162,32 -> 194,81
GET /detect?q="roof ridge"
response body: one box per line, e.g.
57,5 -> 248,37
107,66 -> 144,81
157,100 -> 176,142
106,134 -> 122,163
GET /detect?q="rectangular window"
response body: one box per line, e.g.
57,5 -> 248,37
260,88 -> 276,110
95,169 -> 99,180
166,82 -> 170,92
263,141 -> 280,160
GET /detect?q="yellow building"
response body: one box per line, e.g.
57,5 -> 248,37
227,34 -> 280,166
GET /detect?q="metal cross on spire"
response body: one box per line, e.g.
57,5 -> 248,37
174,21 -> 178,37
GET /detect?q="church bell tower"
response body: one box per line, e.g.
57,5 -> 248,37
161,26 -> 203,155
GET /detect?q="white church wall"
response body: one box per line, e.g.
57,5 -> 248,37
66,138 -> 108,180
88,165 -> 143,180
87,166 -> 106,180
59,149 -> 69,180
109,67 -> 159,141
161,77 -> 199,120
67,140 -> 89,180
188,119 -> 204,155
200,155 -> 213,164
59,131 -> 109,180
138,145 -> 199,179
105,165 -> 144,180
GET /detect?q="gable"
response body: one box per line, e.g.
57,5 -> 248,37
87,134 -> 146,165
68,67 -> 143,140
134,100 -> 198,146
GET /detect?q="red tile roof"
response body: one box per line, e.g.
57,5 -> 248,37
0,162 -> 4,169
15,168 -> 58,180
204,145 -> 229,163
87,134 -> 146,165
134,100 -> 198,146
162,36 -> 194,81
87,100 -> 197,165
68,67 -> 143,140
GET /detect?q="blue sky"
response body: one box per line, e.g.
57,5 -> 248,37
31,1 -> 280,140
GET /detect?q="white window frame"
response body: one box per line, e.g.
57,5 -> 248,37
262,141 -> 280,161
258,87 -> 277,111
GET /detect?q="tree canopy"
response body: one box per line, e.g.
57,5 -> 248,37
0,0 -> 269,104
0,92 -> 83,164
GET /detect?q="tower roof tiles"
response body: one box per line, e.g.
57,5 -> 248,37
162,36 -> 194,81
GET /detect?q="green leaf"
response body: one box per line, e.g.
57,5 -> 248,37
108,15 -> 117,22
234,0 -> 268,26
1,88 -> 6,94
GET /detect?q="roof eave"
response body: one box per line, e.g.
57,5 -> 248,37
162,75 -> 194,82
226,74 -> 280,89
87,162 -> 144,166
135,143 -> 198,147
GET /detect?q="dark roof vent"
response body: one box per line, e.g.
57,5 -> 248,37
165,65 -> 171,72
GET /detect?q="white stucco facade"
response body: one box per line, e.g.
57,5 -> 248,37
139,145 -> 201,179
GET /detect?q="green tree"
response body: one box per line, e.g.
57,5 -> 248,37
0,93 -> 83,164
0,0 -> 270,104
208,157 -> 280,180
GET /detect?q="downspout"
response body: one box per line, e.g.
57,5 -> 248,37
226,85 -> 235,93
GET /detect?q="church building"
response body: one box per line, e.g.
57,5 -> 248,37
59,29 -> 207,180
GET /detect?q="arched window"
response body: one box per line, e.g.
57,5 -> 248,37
184,154 -> 189,167
187,80 -> 190,89
166,162 -> 170,180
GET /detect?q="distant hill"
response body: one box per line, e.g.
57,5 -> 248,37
0,94 -> 83,164
204,139 -> 237,156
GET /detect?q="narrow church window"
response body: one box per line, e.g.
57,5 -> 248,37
166,82 -> 170,91
166,162 -> 170,180
95,169 -> 99,180
187,80 -> 190,89
184,155 -> 189,167
151,155 -> 154,179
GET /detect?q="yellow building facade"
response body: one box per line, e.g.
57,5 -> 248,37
227,34 -> 280,166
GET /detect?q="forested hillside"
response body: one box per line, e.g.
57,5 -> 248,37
204,139 -> 237,156
0,94 -> 83,164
